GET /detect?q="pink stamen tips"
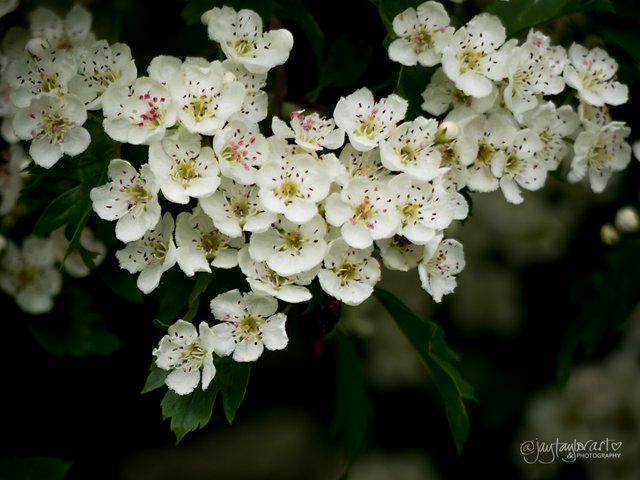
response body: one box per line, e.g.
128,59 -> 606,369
225,313 -> 231,319
29,113 -> 36,119
367,222 -> 374,229
533,39 -> 542,48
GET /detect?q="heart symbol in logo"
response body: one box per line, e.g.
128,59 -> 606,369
611,441 -> 623,452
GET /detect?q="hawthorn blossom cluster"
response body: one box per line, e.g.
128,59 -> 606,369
390,1 -> 632,199
0,2 -> 635,398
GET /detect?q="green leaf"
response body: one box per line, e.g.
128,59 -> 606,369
98,267 -> 145,304
141,361 -> 170,394
160,358 -> 251,441
557,239 -> 640,383
182,273 -> 213,323
32,186 -> 86,236
486,0 -> 615,36
374,287 -> 474,456
329,330 -> 372,460
161,385 -> 219,443
0,457 -> 72,480
309,34 -> 373,101
216,359 -> 251,424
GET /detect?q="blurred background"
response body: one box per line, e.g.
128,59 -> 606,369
1,0 -> 640,479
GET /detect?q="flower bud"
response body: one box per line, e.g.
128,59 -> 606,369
614,206 -> 640,233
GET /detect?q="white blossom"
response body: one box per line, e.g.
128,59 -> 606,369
238,247 -> 316,303
569,121 -> 631,193
5,47 -> 77,108
465,112 -> 516,193
163,56 -> 245,135
325,178 -> 400,249
248,214 -> 327,276
199,177 -> 276,238
335,143 -> 389,186
213,119 -> 268,185
271,110 -> 344,152
148,127 -> 220,204
503,42 -> 565,119
376,235 -> 424,272
421,67 -> 499,116
115,212 -> 178,294
90,159 -> 161,243
175,207 -> 243,277
257,152 -> 331,223
379,116 -> 446,182
29,4 -> 95,51
389,173 -> 468,243
101,76 -> 177,145
520,102 -> 579,170
12,93 -> 90,168
333,87 -> 408,152
209,289 -> 288,362
222,60 -> 268,123
388,0 -> 454,67
490,128 -> 546,204
418,235 -> 465,303
203,6 -> 294,74
441,13 -> 510,98
0,236 -> 62,314
69,40 -> 137,110
317,238 -> 381,306
153,320 -> 217,395
563,43 -> 628,107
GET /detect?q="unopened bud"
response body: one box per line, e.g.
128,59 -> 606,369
600,223 -> 620,245
614,206 -> 640,233
222,71 -> 237,84
435,121 -> 459,144
633,140 -> 640,162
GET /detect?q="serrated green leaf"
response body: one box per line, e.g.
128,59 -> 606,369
160,358 -> 251,440
0,457 -> 72,480
141,361 -> 170,394
557,239 -> 640,383
487,0 -> 614,36
216,359 -> 251,424
329,330 -> 372,460
161,385 -> 219,442
374,287 -> 474,456
32,186 -> 85,236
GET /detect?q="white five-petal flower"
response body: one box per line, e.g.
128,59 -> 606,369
248,214 -> 327,276
0,235 -> 62,314
90,159 -> 161,243
12,93 -> 90,168
148,127 -> 220,204
210,289 -> 288,362
115,212 -> 178,294
441,13 -> 510,98
213,119 -> 268,185
388,0 -> 454,67
175,207 -> 244,277
271,110 -> 345,152
102,76 -> 177,145
325,178 -> 400,249
333,87 -> 408,152
418,235 -> 465,303
317,238 -> 381,306
203,6 -> 294,74
563,43 -> 628,107
153,319 -> 217,395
